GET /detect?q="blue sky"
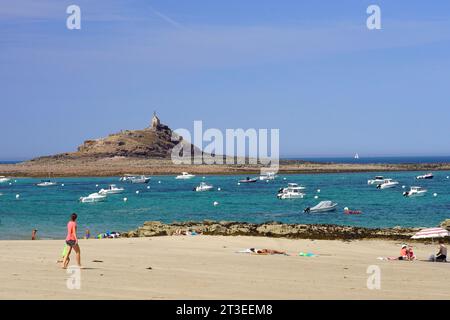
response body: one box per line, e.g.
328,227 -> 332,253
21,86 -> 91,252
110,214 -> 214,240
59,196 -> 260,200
1,0 -> 450,159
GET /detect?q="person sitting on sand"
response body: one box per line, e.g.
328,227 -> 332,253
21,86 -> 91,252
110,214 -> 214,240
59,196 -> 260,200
435,240 -> 447,262
398,244 -> 409,260
249,248 -> 287,255
408,245 -> 416,261
62,213 -> 82,269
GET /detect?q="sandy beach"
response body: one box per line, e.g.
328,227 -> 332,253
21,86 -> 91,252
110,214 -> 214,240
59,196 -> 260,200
1,236 -> 449,300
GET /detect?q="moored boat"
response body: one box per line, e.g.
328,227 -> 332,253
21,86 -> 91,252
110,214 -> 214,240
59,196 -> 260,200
0,176 -> 11,183
194,182 -> 214,192
36,180 -> 58,187
403,186 -> 428,197
304,201 -> 338,213
377,179 -> 399,189
80,192 -> 107,203
277,183 -> 306,199
99,184 -> 124,195
368,176 -> 385,185
239,177 -> 258,183
176,172 -> 196,180
416,173 -> 434,180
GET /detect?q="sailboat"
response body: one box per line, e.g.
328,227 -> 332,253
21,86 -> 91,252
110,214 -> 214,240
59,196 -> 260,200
354,153 -> 360,160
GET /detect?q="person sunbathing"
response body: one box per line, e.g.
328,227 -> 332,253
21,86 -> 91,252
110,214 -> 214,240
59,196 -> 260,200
250,248 -> 287,255
435,240 -> 447,262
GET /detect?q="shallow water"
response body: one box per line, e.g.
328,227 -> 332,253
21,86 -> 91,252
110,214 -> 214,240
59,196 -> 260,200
0,171 -> 449,240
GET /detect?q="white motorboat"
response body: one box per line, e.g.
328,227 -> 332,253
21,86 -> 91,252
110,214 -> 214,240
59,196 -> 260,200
120,175 -> 150,184
416,173 -> 434,180
277,183 -> 306,199
368,176 -> 385,185
403,186 -> 428,197
194,182 -> 213,192
176,172 -> 196,180
0,176 -> 11,183
130,175 -> 150,184
304,201 -> 338,213
99,184 -> 124,195
36,180 -> 58,187
120,174 -> 135,182
259,172 -> 277,181
239,177 -> 258,183
80,192 -> 107,203
377,179 -> 399,189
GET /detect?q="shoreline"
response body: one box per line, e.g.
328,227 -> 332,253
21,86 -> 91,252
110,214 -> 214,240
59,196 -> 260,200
1,158 -> 450,177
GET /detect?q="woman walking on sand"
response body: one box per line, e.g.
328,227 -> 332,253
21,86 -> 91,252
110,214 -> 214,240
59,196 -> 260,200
62,213 -> 82,269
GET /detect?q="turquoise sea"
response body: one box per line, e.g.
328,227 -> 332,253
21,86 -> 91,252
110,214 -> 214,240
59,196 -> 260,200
0,171 -> 449,240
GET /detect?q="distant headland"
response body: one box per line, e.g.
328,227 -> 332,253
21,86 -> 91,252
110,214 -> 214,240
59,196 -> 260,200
0,114 -> 449,177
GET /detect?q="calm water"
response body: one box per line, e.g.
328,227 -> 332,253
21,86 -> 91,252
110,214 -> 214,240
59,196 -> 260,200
289,156 -> 450,164
0,172 -> 449,240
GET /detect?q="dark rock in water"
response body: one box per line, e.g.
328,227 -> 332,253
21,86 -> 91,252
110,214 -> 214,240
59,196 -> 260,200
121,220 -> 421,241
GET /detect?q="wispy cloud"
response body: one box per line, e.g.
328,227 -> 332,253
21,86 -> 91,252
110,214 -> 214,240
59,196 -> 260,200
146,4 -> 185,30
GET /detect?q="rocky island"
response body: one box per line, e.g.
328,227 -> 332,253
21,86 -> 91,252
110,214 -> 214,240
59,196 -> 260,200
1,113 -> 449,177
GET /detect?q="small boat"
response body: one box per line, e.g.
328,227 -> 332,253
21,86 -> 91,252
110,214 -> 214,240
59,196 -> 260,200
239,177 -> 258,183
367,176 -> 385,185
176,172 -> 196,180
130,175 -> 150,184
194,182 -> 214,192
416,173 -> 434,180
304,201 -> 338,213
0,176 -> 11,183
344,207 -> 362,215
277,183 -> 306,199
120,175 -> 150,184
36,180 -> 58,187
120,174 -> 135,182
354,153 -> 360,159
403,186 -> 428,197
80,192 -> 107,203
377,179 -> 399,189
259,172 -> 277,181
99,184 -> 124,195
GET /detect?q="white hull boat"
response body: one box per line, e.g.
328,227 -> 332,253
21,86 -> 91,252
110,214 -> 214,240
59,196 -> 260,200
259,172 -> 277,181
368,176 -> 385,185
377,179 -> 399,189
80,192 -> 107,203
416,173 -> 434,180
194,182 -> 213,192
99,184 -> 124,195
403,186 -> 427,197
176,172 -> 196,180
130,176 -> 150,184
304,201 -> 338,213
0,176 -> 11,183
36,180 -> 58,187
277,183 -> 306,199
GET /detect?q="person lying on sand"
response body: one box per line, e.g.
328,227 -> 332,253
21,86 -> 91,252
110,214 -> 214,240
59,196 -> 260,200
237,248 -> 288,255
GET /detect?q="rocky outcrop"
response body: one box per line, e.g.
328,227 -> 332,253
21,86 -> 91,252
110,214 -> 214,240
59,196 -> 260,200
28,115 -> 200,162
122,220 -> 424,241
